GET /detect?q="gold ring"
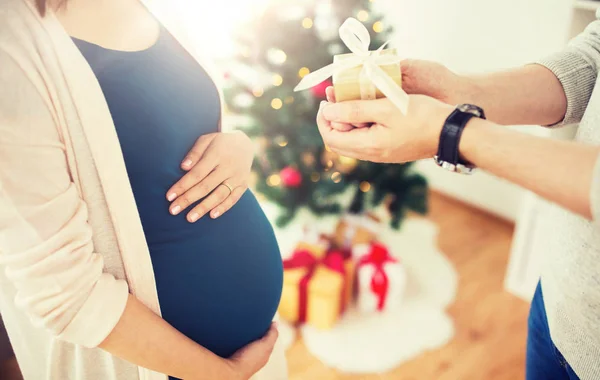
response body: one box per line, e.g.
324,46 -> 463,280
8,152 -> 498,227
221,182 -> 234,194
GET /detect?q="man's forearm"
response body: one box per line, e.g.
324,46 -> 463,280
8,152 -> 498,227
460,118 -> 598,220
99,295 -> 233,380
458,65 -> 567,127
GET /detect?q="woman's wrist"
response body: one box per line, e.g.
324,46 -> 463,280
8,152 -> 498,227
220,359 -> 242,380
184,356 -> 239,380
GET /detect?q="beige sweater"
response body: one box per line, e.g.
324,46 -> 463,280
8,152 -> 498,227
0,0 -> 287,379
534,10 -> 600,380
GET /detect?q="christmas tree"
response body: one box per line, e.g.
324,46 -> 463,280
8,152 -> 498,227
222,0 -> 428,228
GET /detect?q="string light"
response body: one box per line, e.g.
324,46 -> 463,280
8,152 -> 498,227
326,160 -> 334,168
331,172 -> 342,183
302,18 -> 313,29
272,74 -> 283,86
275,136 -> 288,147
302,152 -> 316,166
373,21 -> 384,33
311,172 -> 320,182
284,96 -> 295,104
271,98 -> 283,110
267,174 -> 281,187
360,181 -> 371,192
298,67 -> 310,78
252,87 -> 264,97
268,48 -> 287,65
357,10 -> 369,21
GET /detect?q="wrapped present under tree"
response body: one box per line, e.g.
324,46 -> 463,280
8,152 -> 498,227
279,244 -> 355,330
353,242 -> 406,313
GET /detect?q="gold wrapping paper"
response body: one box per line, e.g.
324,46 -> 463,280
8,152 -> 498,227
332,48 -> 402,103
278,254 -> 355,330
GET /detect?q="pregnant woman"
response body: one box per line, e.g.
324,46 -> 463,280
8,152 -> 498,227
0,0 -> 285,379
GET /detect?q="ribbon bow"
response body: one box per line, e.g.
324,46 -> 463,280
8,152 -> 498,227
294,17 -> 409,115
358,242 -> 398,311
283,249 -> 348,324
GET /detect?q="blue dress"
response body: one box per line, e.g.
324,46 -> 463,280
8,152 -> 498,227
72,26 -> 283,365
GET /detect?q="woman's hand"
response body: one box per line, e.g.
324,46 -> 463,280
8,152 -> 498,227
223,323 -> 279,380
317,91 -> 453,164
166,130 -> 254,223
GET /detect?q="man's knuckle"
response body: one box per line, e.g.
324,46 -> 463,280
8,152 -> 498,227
381,107 -> 393,122
350,102 -> 362,121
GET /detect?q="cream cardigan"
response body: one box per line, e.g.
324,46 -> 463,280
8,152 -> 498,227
0,0 -> 287,379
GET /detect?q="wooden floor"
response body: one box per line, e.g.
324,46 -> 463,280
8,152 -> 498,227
0,191 -> 529,380
286,192 -> 530,380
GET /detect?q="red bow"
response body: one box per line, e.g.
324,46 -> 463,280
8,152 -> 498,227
358,242 -> 397,311
283,249 -> 348,324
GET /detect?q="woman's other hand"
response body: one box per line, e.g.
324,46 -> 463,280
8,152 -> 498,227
166,130 -> 254,223
317,95 -> 453,164
224,323 -> 279,380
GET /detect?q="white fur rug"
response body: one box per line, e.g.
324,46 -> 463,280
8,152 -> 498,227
267,208 -> 458,374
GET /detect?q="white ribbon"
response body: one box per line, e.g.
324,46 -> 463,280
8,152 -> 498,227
294,17 -> 409,115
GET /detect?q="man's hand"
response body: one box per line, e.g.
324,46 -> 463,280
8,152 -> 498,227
167,130 -> 254,223
326,59 -> 470,133
400,59 -> 470,104
318,92 -> 453,163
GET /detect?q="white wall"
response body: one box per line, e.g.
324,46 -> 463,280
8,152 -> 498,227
375,0 -> 575,220
379,0 -> 572,71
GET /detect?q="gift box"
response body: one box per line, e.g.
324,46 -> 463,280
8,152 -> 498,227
294,17 -> 409,115
278,246 -> 355,330
334,213 -> 380,249
353,242 -> 406,313
333,49 -> 402,103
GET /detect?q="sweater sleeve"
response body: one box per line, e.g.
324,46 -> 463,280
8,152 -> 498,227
535,15 -> 600,126
0,51 -> 129,348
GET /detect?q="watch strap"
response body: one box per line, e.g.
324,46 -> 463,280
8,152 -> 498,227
437,109 -> 476,167
435,104 -> 486,174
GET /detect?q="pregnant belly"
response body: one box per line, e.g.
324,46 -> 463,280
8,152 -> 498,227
148,191 -> 283,358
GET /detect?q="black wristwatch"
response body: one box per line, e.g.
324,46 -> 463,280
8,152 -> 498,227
434,104 -> 486,174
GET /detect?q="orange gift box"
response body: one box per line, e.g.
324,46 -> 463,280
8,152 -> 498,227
278,244 -> 354,330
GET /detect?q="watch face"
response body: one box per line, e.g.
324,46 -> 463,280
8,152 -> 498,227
457,104 -> 486,119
